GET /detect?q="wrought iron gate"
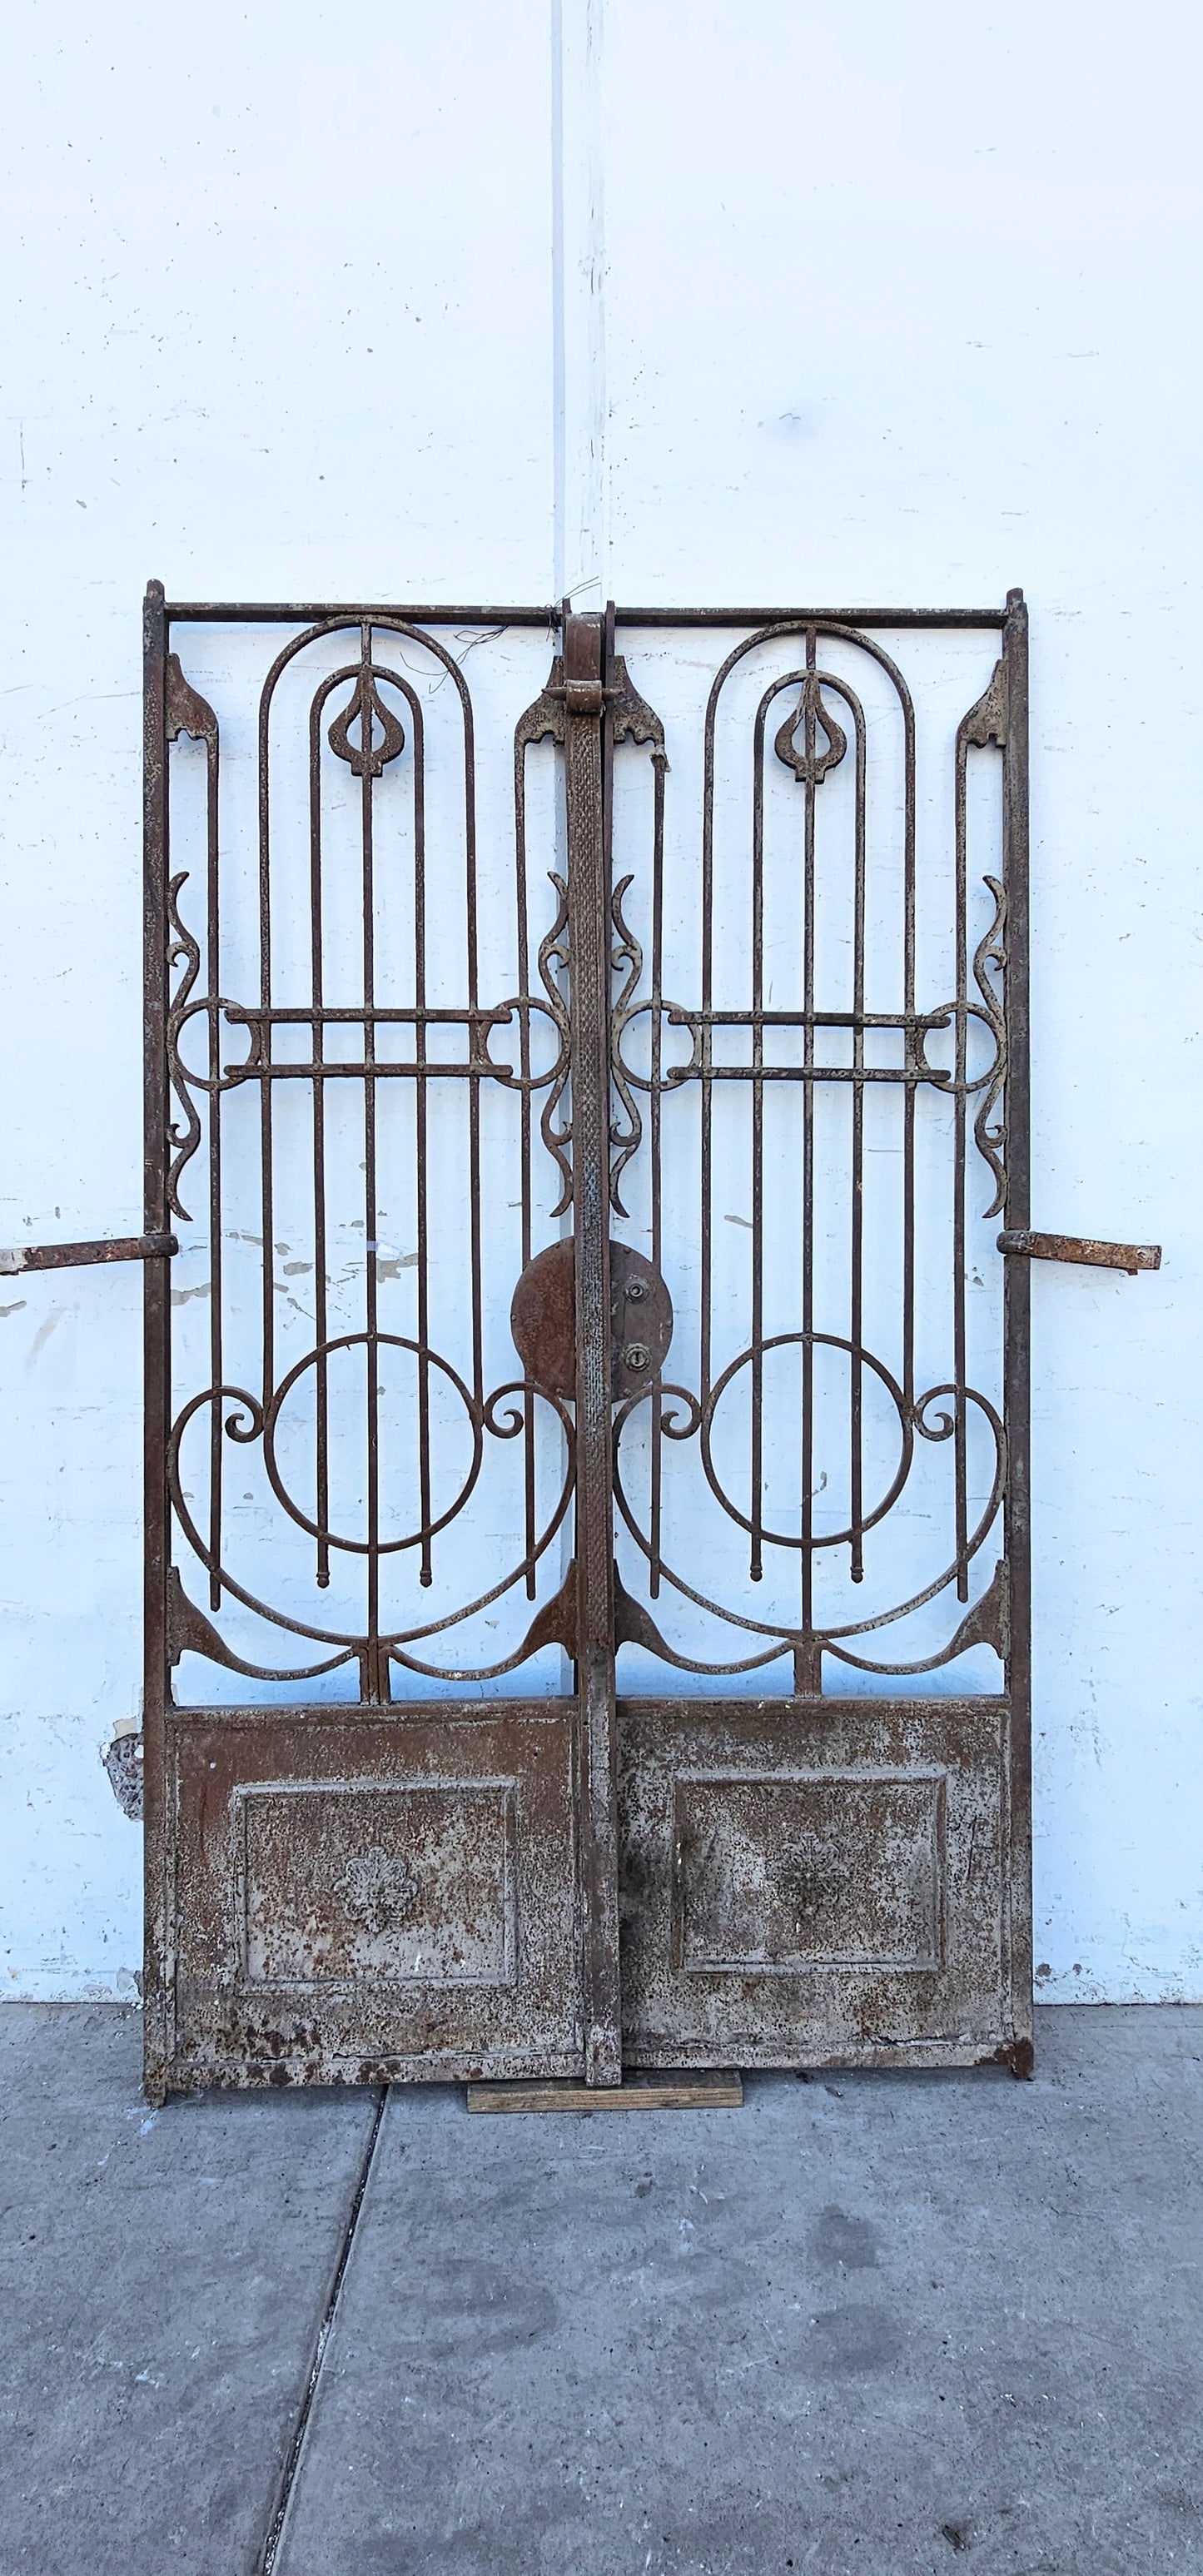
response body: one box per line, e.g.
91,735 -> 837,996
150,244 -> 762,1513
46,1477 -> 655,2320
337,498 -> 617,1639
137,586 -> 1046,2098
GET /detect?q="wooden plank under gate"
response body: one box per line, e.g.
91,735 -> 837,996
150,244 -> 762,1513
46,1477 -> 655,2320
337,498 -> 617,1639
467,2069 -> 742,2112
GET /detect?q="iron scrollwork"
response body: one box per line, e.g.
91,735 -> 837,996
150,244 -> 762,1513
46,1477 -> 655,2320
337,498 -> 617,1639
606,620 -> 1013,1683
162,608 -> 1017,1703
166,621 -> 579,1698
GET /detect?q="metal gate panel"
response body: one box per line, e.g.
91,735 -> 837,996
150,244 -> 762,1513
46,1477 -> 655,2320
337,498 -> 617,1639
144,599 -> 599,2095
598,602 -> 1031,2074
167,1703 -> 579,2086
616,1695 -> 1016,2071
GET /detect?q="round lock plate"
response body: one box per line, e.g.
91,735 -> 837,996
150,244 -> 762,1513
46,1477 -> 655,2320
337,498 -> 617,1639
510,1239 -> 673,1402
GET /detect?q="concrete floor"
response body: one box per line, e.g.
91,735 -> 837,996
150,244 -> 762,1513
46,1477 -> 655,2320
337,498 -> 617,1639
1,2007 -> 1200,2575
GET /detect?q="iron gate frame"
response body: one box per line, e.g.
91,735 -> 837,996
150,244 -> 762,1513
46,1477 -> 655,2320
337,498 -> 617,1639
139,584 -> 1036,2101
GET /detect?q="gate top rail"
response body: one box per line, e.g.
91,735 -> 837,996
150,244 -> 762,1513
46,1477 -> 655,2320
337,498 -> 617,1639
159,597 -> 1014,631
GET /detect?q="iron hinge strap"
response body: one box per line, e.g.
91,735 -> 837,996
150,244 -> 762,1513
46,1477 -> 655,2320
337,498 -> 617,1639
0,1231 -> 177,1276
997,1229 -> 1161,1276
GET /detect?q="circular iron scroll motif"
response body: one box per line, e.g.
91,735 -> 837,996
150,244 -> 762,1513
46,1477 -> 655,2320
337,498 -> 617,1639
510,1239 -> 673,1402
698,1331 -> 912,1554
263,1332 -> 481,1555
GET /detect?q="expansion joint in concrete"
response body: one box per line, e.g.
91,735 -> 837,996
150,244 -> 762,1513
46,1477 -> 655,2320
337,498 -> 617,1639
256,2086 -> 388,2575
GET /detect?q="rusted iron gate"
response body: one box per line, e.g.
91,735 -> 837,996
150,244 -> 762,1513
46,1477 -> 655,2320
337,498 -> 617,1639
41,580 -> 1147,2103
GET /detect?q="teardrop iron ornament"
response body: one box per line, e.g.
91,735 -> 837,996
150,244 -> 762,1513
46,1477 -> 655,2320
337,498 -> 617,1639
774,672 -> 848,784
328,668 -> 406,778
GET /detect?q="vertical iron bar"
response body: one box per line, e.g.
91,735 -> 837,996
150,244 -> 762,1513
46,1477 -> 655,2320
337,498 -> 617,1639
649,748 -> 666,1598
142,579 -> 172,2104
256,665 -> 276,1418
849,697 -> 867,1583
307,691 -> 330,1586
800,628 -> 817,1635
463,693 -> 484,1417
749,699 -> 766,1583
564,609 -> 621,2088
360,625 -> 381,1681
411,683 -> 432,1589
514,712 -> 537,1597
902,679 -> 917,1416
699,695 -> 715,1411
202,709 -> 223,1610
953,708 -> 971,1600
1002,589 -> 1033,2046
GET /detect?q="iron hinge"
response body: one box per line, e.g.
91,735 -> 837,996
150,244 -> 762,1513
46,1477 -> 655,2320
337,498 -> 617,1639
997,1229 -> 1161,1276
0,1232 -> 177,1276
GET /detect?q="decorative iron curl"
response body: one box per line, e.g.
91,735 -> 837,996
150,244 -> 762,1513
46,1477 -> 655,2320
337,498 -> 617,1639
483,1384 -> 526,1440
223,1392 -> 266,1445
914,1386 -> 956,1442
483,1376 -> 577,1454
166,871 -> 201,1220
609,873 -> 644,1216
481,997 -> 570,1097
611,997 -> 703,1097
611,1379 -> 703,1446
168,1374 -> 577,1677
537,871 -> 574,1215
611,1365 -> 1005,1668
972,873 -> 1008,1219
913,1001 -> 1004,1098
167,1382 -> 265,1580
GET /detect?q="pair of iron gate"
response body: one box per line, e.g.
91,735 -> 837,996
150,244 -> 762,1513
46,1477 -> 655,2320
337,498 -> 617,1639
17,576 -> 1168,2101
111,584 -> 1062,2101
7,588 -> 1145,2101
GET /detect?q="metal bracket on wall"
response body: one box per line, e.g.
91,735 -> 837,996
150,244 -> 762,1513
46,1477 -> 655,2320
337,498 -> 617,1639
997,1230 -> 1161,1277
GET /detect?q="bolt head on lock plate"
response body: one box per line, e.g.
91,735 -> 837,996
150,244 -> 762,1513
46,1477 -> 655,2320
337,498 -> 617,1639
510,1239 -> 673,1401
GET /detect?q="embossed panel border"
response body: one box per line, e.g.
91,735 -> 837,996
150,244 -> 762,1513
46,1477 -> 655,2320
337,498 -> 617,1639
669,1768 -> 948,1976
618,1695 -> 1030,2075
162,1700 -> 581,2089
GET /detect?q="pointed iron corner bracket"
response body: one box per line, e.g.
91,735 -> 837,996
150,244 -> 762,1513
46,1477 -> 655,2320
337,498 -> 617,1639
0,1232 -> 177,1276
997,1230 -> 1161,1278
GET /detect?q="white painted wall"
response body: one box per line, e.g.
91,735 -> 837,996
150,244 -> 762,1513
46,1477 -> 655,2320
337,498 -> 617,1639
2,0 -> 1199,2002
